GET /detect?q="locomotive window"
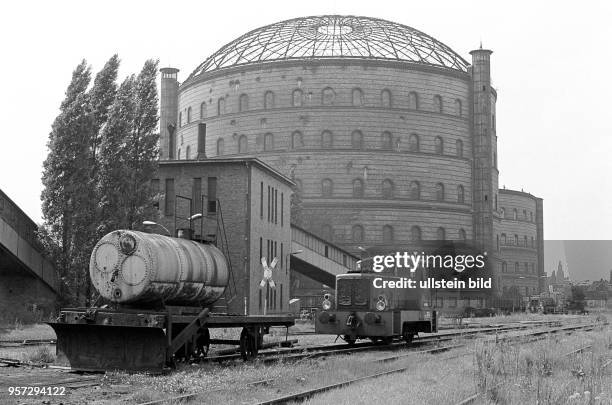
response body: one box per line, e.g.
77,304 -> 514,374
353,280 -> 368,306
337,282 -> 352,306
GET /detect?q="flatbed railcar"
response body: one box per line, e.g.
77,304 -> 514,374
48,229 -> 294,372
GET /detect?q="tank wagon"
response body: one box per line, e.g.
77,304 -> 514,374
315,270 -> 437,344
49,230 -> 294,372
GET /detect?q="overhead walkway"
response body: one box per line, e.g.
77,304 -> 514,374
0,189 -> 58,319
290,224 -> 358,287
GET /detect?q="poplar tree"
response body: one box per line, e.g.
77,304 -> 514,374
97,76 -> 136,234
41,60 -> 94,304
125,59 -> 160,228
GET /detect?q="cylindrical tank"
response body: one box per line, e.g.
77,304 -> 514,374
90,230 -> 229,306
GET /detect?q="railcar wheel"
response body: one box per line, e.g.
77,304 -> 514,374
403,332 -> 414,344
240,328 -> 259,360
381,336 -> 393,345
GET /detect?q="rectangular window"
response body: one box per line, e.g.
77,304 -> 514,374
267,239 -> 270,261
324,245 -> 329,258
260,182 -> 264,219
259,237 -> 263,259
280,284 -> 283,310
274,189 -> 278,224
267,186 -> 271,222
281,193 -> 284,227
192,178 -> 201,215
207,177 -> 217,213
280,243 -> 284,269
259,289 -> 262,311
274,241 -> 277,261
274,289 -> 277,310
342,254 -> 347,266
197,123 -> 206,155
151,179 -> 160,209
164,178 -> 174,216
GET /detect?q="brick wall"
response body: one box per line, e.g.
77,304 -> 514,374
156,160 -> 293,314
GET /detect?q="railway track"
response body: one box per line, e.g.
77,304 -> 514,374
251,322 -> 603,405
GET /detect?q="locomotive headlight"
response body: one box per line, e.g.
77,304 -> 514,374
376,295 -> 387,311
119,234 -> 137,255
322,299 -> 332,311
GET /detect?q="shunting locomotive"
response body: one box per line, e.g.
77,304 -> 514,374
315,265 -> 437,344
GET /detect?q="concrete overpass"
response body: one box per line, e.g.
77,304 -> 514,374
0,189 -> 58,322
290,224 -> 358,288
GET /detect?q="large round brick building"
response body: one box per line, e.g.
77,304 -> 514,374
159,15 -> 544,299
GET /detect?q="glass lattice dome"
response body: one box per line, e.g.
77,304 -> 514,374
187,15 -> 469,80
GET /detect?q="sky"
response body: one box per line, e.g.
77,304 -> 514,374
1,0 -> 611,247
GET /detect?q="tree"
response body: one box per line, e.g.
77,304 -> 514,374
41,60 -> 94,304
97,76 -> 137,234
125,59 -> 160,227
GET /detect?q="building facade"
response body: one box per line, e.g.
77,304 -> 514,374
157,15 -> 544,303
154,158 -> 293,315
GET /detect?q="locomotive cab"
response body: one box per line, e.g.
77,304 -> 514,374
315,272 -> 437,344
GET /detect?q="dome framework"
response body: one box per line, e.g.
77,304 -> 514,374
187,15 -> 469,80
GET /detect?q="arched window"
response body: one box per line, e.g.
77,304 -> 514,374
436,227 -> 446,241
514,262 -> 519,273
291,131 -> 304,149
409,181 -> 420,200
264,133 -> 274,151
292,89 -> 303,107
382,179 -> 394,199
200,102 -> 207,120
501,233 -> 507,244
352,225 -> 364,242
381,89 -> 392,107
459,229 -> 467,241
216,138 -> 225,156
409,133 -> 419,152
435,183 -> 445,201
523,209 -> 527,219
321,87 -> 335,105
433,95 -> 443,113
177,148 -> 181,160
456,139 -> 463,157
179,112 -> 182,127
264,91 -> 275,109
238,135 -> 247,153
321,130 -> 333,148
352,179 -> 364,198
185,145 -> 191,160
454,99 -> 462,117
351,130 -> 364,149
382,225 -> 394,243
513,208 -> 518,220
434,136 -> 444,154
352,88 -> 364,106
218,97 -> 226,115
187,107 -> 192,123
381,131 -> 393,150
239,93 -> 249,112
408,91 -> 419,110
500,207 -> 505,218
457,185 -> 465,203
410,226 -> 421,241
502,262 -> 507,273
321,224 -> 333,241
321,179 -> 333,197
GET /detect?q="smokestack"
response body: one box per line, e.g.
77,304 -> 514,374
160,67 -> 179,160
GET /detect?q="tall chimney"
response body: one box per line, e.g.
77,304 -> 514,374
160,67 -> 179,160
